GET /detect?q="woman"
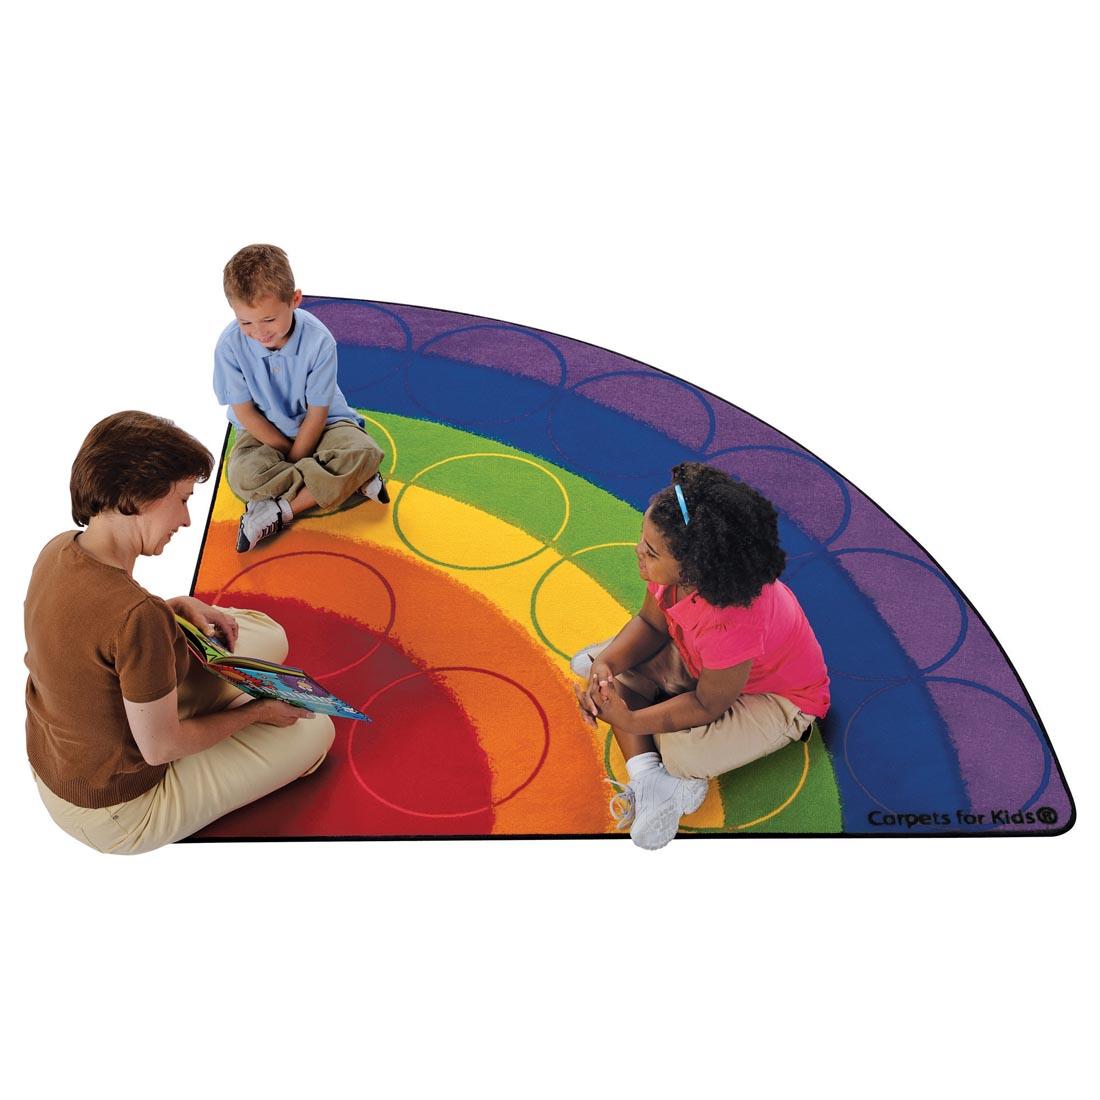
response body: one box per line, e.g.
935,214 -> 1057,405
25,410 -> 335,854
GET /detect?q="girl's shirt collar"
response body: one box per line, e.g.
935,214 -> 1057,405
652,582 -> 701,610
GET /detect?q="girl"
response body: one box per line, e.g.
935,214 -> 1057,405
573,462 -> 830,849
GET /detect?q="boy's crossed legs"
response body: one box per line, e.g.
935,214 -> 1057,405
229,421 -> 387,551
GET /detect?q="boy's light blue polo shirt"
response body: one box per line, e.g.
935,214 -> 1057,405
213,308 -> 364,437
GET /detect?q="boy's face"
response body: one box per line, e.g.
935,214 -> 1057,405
230,289 -> 303,350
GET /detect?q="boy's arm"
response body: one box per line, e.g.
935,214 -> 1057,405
232,401 -> 294,453
297,334 -> 341,464
287,405 -> 329,463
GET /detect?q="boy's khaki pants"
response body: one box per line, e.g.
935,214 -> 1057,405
33,609 -> 335,855
227,421 -> 383,511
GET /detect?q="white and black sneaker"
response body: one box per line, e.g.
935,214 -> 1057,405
236,497 -> 293,552
360,473 -> 390,504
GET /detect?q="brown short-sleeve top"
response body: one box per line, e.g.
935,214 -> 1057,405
24,532 -> 191,808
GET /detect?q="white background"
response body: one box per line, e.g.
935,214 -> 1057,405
2,2 -> 1095,1096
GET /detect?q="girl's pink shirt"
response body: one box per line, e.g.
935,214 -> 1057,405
649,579 -> 831,718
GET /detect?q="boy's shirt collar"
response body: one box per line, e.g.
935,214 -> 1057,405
283,312 -> 303,354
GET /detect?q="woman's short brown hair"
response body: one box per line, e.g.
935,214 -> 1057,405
223,243 -> 297,305
70,411 -> 214,526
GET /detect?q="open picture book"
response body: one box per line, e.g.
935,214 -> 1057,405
174,614 -> 371,722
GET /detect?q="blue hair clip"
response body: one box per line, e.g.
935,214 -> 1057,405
674,483 -> 690,525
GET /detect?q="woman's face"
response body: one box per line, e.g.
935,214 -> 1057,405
636,509 -> 683,586
138,479 -> 196,555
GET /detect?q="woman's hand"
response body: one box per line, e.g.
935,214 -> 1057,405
250,699 -> 312,727
168,596 -> 240,651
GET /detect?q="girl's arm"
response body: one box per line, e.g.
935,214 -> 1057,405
577,592 -> 670,723
594,659 -> 752,735
591,590 -> 670,675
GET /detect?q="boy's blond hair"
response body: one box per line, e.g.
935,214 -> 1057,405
223,244 -> 297,305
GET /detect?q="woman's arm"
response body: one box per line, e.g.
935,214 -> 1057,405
123,689 -> 310,766
593,659 -> 752,736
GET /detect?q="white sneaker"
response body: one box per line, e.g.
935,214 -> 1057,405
236,497 -> 292,552
608,779 -> 635,831
570,641 -> 606,678
629,766 -> 708,850
359,473 -> 390,504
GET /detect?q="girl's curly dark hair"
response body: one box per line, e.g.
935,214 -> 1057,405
648,462 -> 785,608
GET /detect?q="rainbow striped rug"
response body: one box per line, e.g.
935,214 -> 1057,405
188,298 -> 1074,840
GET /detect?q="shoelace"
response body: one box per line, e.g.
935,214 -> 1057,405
245,506 -> 283,546
254,513 -> 282,541
607,778 -> 635,831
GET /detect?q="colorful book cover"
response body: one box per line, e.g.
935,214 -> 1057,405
174,614 -> 371,722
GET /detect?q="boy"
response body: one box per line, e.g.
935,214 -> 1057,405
214,244 -> 388,552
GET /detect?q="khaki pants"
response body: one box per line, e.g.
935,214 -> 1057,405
227,422 -> 383,511
33,609 -> 335,855
575,639 -> 814,781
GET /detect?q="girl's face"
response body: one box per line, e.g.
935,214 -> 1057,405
637,509 -> 683,586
